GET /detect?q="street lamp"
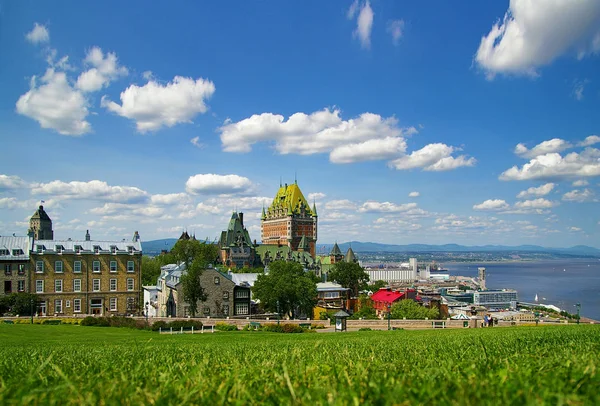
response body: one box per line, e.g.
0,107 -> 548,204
575,303 -> 581,325
387,304 -> 391,331
30,297 -> 34,325
276,300 -> 280,326
145,301 -> 149,326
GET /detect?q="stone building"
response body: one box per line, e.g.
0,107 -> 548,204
318,244 -> 359,279
27,205 -> 54,240
30,230 -> 143,316
156,264 -> 251,318
0,236 -> 32,297
261,180 -> 318,257
218,212 -> 257,269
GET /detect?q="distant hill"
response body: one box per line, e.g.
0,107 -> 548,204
141,238 -> 600,257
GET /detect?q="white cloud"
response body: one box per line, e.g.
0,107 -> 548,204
572,79 -> 589,101
408,191 -> 420,198
102,76 -> 215,132
16,69 -> 91,136
31,180 -> 148,203
579,135 -> 600,147
351,1 -> 374,49
387,20 -> 405,46
475,0 -> 600,78
516,183 -> 555,198
347,0 -> 359,19
514,198 -> 557,209
330,137 -> 407,164
195,202 -> 222,215
389,143 -> 476,171
358,201 -> 417,213
190,136 -> 203,148
514,139 -> 572,158
185,174 -> 254,195
150,193 -> 190,206
500,148 -> 600,181
473,199 -> 510,211
142,71 -> 153,80
206,196 -> 272,211
562,188 -> 596,202
76,47 -> 128,92
0,175 -> 27,191
572,180 -> 589,187
324,200 -> 357,211
26,23 -> 49,44
307,192 -> 326,201
570,226 -> 582,232
219,108 -> 417,163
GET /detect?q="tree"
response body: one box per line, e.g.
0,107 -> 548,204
142,256 -> 162,286
390,299 -> 439,320
253,261 -> 317,319
369,280 -> 388,291
0,293 -> 38,316
329,262 -> 370,297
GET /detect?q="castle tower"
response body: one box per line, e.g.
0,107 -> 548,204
28,205 -> 53,240
261,180 -> 317,257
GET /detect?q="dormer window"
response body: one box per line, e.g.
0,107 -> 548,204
94,245 -> 100,254
36,245 -> 45,253
0,249 -> 9,256
111,246 -> 118,254
55,245 -> 64,254
127,246 -> 134,254
75,245 -> 82,254
12,249 -> 24,256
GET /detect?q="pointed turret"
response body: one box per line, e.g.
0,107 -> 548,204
85,230 -> 91,241
298,235 -> 309,252
262,205 -> 267,220
345,247 -> 357,263
330,242 -> 342,256
312,202 -> 318,217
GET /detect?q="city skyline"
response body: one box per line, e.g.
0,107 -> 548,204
1,1 -> 600,247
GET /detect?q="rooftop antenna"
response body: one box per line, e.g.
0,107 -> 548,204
294,171 -> 297,184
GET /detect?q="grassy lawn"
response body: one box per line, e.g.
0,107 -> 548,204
0,324 -> 599,405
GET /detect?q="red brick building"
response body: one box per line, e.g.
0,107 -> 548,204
261,180 -> 318,258
370,288 -> 417,316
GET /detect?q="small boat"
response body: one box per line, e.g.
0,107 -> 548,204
535,294 -> 538,302
563,269 -> 566,272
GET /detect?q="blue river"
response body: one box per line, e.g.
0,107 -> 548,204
444,259 -> 600,321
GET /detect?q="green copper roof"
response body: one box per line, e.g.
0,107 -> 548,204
267,182 -> 315,216
330,242 -> 342,256
219,212 -> 253,248
298,235 -> 309,250
345,247 -> 357,262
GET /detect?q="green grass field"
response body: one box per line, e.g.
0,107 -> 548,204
0,325 -> 599,405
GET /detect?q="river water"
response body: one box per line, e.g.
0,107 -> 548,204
444,259 -> 600,321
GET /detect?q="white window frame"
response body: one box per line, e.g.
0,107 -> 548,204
92,261 -> 101,273
127,261 -> 134,273
92,279 -> 101,292
73,279 -> 81,292
36,261 -> 44,273
65,300 -> 71,308
73,299 -> 81,313
55,260 -> 63,273
74,261 -> 82,273
110,278 -> 117,292
55,279 -> 63,293
36,280 -> 44,293
235,303 -> 249,315
109,297 -> 117,311
17,280 -> 25,292
110,261 -> 118,273
126,278 -> 134,291
54,300 -> 63,314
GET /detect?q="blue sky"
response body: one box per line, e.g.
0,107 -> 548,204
1,1 -> 600,247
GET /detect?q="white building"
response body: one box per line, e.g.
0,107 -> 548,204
473,289 -> 518,310
143,285 -> 158,318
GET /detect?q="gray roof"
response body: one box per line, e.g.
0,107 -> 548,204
230,272 -> 259,287
317,282 -> 350,292
333,310 -> 350,317
33,239 -> 142,253
0,236 -> 32,261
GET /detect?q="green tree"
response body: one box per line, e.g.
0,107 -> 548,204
329,262 -> 370,297
141,256 -> 162,286
369,280 -> 388,291
390,299 -> 439,320
253,261 -> 317,319
0,293 -> 38,316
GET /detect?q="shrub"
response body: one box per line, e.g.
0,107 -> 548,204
311,323 -> 325,329
215,322 -> 238,331
358,327 -> 372,331
261,323 -> 284,333
151,320 -> 168,331
168,320 -> 203,330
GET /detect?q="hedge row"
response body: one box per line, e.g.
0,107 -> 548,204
81,316 -> 140,328
150,320 -> 204,331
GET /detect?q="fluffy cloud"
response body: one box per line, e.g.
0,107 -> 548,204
324,199 -> 357,211
475,0 -> 600,77
572,79 -> 589,101
0,175 -> 27,191
26,23 -> 49,44
579,135 -> 600,147
562,188 -> 596,202
514,139 -> 572,158
358,201 -> 417,213
102,76 -> 215,132
348,1 -> 374,49
31,180 -> 148,203
570,226 -> 583,232
516,183 -> 555,198
408,191 -> 420,198
387,20 -> 405,46
572,180 -> 589,187
150,193 -> 190,206
185,174 -> 254,195
16,69 -> 90,135
307,192 -> 326,201
190,136 -> 203,148
389,143 -> 476,171
330,137 -> 407,164
500,148 -> 600,180
473,199 -> 510,211
514,198 -> 557,209
76,47 -> 128,92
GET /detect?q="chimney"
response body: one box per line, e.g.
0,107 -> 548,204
85,230 -> 90,241
239,212 -> 244,227
133,231 -> 140,242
